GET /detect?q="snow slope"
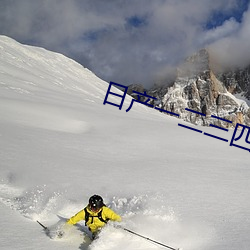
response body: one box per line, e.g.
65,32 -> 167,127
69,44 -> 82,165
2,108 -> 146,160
0,36 -> 249,250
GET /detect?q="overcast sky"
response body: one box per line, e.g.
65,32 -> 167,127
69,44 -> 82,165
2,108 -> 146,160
0,0 -> 249,87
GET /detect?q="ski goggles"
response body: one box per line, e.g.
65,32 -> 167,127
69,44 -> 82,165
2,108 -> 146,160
89,205 -> 101,212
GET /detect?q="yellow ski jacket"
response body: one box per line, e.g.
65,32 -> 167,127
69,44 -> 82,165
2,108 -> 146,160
67,206 -> 121,233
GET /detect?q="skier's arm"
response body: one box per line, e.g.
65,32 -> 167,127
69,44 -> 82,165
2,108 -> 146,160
67,209 -> 85,225
104,207 -> 122,222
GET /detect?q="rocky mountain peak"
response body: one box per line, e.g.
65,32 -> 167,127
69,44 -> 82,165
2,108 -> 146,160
128,49 -> 250,128
177,49 -> 210,78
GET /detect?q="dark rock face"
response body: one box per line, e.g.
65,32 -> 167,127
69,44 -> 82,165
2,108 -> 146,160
218,66 -> 250,99
127,84 -> 146,99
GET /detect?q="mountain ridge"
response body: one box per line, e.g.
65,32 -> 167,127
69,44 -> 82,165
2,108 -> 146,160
128,48 -> 250,128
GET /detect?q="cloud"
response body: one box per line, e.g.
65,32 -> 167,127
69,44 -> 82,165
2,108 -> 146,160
200,18 -> 240,45
0,0 -> 249,87
209,4 -> 250,69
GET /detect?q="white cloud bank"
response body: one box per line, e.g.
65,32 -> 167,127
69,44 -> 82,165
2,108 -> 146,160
0,0 -> 249,86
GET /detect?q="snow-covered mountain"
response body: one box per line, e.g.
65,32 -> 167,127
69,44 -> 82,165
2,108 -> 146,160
0,36 -> 250,250
162,49 -> 250,127
129,49 -> 250,128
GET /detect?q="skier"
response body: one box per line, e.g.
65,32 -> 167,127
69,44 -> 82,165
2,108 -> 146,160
66,194 -> 121,239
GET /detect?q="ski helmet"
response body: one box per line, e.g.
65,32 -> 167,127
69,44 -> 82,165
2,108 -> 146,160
89,195 -> 104,210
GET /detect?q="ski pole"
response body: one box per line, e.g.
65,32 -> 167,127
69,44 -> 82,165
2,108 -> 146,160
37,220 -> 48,231
122,227 -> 180,250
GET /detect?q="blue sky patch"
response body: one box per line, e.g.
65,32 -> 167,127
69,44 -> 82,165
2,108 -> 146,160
126,15 -> 148,28
206,0 -> 249,29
